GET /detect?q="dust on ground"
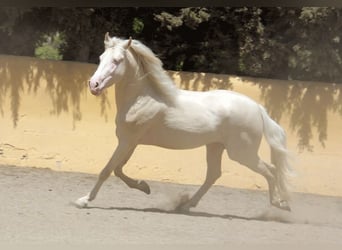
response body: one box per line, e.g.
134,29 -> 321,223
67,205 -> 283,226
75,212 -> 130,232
1,165 -> 341,247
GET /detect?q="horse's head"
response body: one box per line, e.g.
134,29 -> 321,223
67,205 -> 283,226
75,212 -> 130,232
88,33 -> 132,96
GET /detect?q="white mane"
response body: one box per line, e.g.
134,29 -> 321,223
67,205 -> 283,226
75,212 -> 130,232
130,40 -> 179,103
107,37 -> 179,103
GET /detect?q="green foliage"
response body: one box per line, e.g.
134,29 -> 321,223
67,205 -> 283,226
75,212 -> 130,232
2,7 -> 342,82
132,17 -> 144,34
35,32 -> 65,60
153,7 -> 239,74
154,7 -> 210,30
35,46 -> 61,60
235,7 -> 342,82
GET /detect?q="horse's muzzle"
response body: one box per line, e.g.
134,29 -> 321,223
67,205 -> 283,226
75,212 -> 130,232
88,80 -> 101,96
90,88 -> 101,96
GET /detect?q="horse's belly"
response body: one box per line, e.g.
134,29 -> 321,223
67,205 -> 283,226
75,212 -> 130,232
139,127 -> 217,149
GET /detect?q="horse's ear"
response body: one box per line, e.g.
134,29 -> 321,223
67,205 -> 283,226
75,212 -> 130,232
104,32 -> 111,42
125,36 -> 132,50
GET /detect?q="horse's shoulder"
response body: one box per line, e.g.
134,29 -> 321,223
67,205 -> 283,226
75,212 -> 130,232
125,95 -> 164,125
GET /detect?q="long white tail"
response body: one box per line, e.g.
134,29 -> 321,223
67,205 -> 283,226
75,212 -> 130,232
259,105 -> 294,199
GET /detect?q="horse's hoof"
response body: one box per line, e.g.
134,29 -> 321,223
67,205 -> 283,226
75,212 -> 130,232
280,200 -> 291,212
272,200 -> 291,212
174,194 -> 191,213
138,180 -> 151,194
74,196 -> 89,208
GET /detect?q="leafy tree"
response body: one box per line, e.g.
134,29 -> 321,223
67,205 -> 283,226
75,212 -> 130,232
238,7 -> 342,82
2,7 -> 342,82
153,7 -> 240,74
0,7 -> 46,56
35,32 -> 65,60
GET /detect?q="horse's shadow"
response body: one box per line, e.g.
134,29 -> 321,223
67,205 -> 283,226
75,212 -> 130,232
85,205 -> 293,224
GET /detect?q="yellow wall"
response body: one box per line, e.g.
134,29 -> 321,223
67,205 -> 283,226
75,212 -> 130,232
1,55 -> 341,196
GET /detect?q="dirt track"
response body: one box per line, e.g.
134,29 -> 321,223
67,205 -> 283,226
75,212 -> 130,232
1,165 -> 342,247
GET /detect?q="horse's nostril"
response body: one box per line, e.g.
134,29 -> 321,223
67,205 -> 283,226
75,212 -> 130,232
95,82 -> 99,88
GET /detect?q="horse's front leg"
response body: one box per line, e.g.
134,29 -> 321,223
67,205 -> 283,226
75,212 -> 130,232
74,142 -> 136,208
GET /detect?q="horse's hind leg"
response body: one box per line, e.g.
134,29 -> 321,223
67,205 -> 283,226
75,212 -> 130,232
258,160 -> 290,211
177,143 -> 224,212
227,144 -> 290,211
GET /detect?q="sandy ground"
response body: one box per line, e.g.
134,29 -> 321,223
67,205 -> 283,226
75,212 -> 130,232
1,164 -> 342,247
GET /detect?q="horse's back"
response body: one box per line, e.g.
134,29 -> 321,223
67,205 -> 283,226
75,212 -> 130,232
187,89 -> 263,127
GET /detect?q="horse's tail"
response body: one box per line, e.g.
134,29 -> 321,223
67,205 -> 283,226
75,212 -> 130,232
259,105 -> 294,199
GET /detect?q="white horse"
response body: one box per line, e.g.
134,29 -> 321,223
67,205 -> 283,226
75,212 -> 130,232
75,33 -> 293,211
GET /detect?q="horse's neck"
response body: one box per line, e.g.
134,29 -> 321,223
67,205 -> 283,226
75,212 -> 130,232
148,71 -> 179,104
115,80 -> 141,110
114,78 -> 154,111
114,77 -> 169,127
115,72 -> 178,111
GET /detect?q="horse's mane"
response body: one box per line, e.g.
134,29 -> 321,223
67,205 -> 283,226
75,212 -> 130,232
130,40 -> 179,103
107,37 -> 178,103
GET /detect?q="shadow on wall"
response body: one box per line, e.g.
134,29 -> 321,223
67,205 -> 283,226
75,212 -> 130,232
253,78 -> 342,152
1,56 -> 341,151
0,55 -> 112,129
169,71 -> 234,91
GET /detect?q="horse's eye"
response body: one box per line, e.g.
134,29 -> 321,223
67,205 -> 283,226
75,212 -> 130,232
113,58 -> 122,64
